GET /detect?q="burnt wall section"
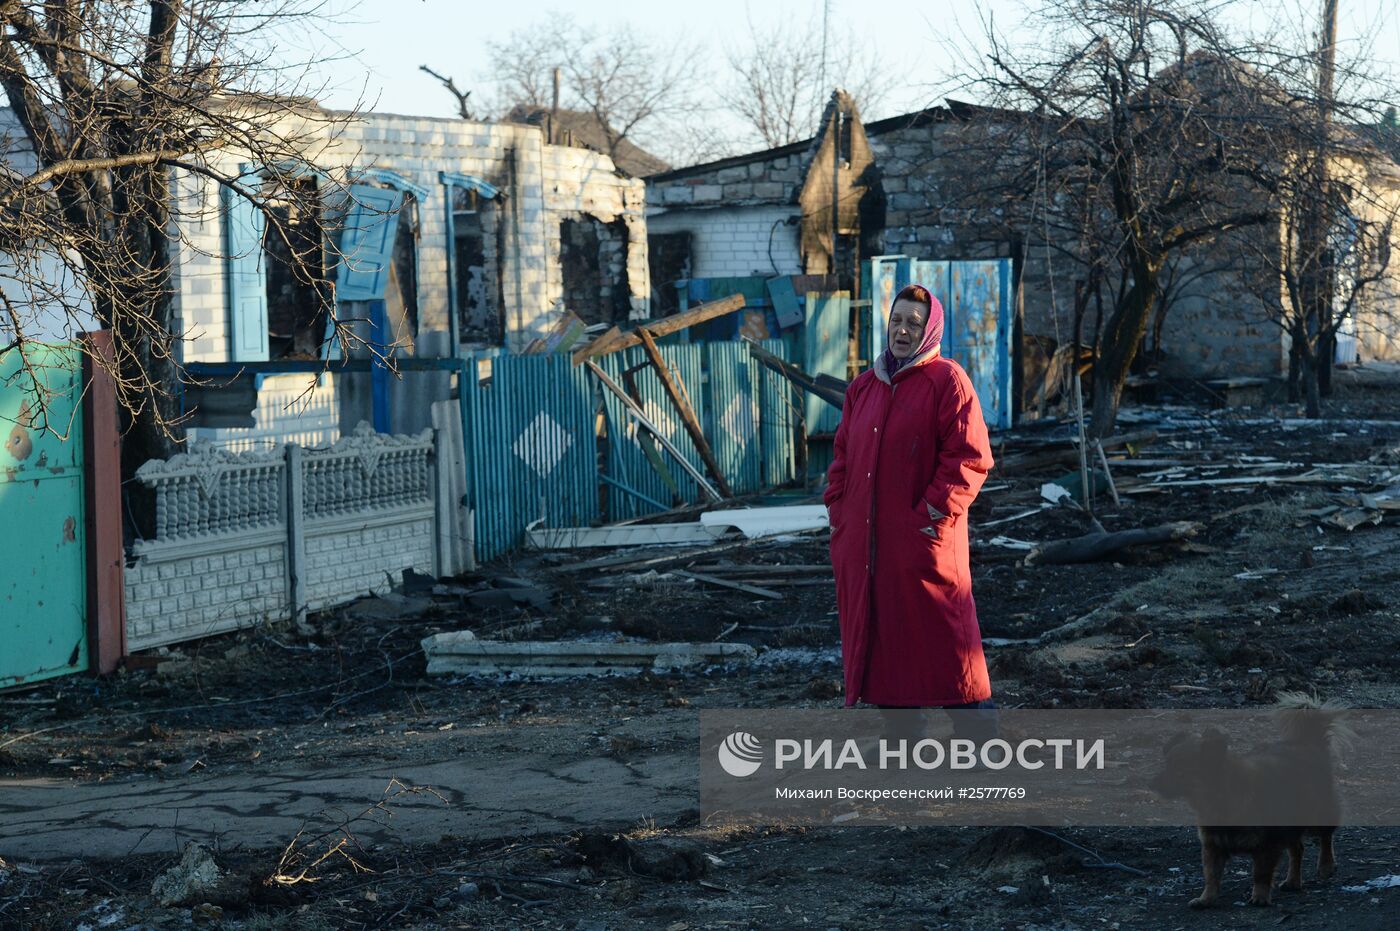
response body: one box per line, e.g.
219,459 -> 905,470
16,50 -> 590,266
560,216 -> 631,325
541,144 -> 649,322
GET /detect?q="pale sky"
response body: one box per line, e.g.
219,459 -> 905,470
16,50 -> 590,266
282,0 -> 1400,162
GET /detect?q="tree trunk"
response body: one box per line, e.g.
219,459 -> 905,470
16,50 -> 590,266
1299,344 -> 1322,418
107,162 -> 182,483
1318,330 -> 1335,397
1287,329 -> 1301,403
1088,262 -> 1159,438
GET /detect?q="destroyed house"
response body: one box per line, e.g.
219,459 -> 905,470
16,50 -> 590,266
168,104 -> 655,450
647,92 -> 1400,407
0,103 -> 656,451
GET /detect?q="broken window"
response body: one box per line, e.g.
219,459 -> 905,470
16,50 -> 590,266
453,186 -> 502,344
647,231 -> 691,316
262,176 -> 330,358
391,191 -> 420,336
559,215 -> 630,325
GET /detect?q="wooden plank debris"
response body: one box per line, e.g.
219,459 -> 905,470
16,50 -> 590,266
587,360 -> 723,502
636,326 -> 733,498
670,570 -> 783,600
571,294 -> 746,364
743,337 -> 848,408
1025,521 -> 1203,565
527,523 -> 725,550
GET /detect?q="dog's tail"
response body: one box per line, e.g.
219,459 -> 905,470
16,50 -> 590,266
1275,691 -> 1354,757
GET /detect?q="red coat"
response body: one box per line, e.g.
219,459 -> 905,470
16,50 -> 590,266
824,351 -> 995,707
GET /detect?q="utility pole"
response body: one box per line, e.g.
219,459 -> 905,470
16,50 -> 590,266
1316,0 -> 1340,398
816,0 -> 831,128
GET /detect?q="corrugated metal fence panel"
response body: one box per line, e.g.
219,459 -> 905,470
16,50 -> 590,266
599,343 -> 707,521
803,292 -> 849,434
949,259 -> 1014,430
705,342 -> 762,494
461,352 -> 597,563
756,339 -> 799,488
1,343 -> 89,686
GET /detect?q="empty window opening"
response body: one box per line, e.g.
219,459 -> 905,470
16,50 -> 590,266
560,215 -> 630,325
647,231 -> 691,316
453,186 -> 503,344
263,176 -> 329,358
376,189 -> 419,354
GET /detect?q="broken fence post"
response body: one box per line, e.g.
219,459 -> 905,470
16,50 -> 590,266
284,443 -> 307,628
637,326 -> 733,498
586,360 -> 723,503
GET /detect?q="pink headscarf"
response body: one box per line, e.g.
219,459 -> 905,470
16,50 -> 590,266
882,283 -> 944,374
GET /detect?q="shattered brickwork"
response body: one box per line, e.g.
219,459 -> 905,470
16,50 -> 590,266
175,111 -> 646,450
542,144 -> 649,321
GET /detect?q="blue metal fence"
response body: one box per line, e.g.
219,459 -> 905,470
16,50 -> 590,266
460,352 -> 598,563
756,339 -> 800,489
705,341 -> 762,494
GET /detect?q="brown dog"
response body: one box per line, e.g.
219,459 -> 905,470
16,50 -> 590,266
1151,693 -> 1345,907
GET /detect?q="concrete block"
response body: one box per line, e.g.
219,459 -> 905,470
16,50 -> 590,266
420,634 -> 757,678
692,185 -> 722,203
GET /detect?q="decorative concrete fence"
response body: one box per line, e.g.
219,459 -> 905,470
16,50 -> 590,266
124,424 -> 458,651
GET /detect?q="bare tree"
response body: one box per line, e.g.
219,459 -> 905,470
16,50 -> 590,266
721,10 -> 896,149
485,16 -> 696,167
945,0 -> 1299,436
0,1 -> 361,478
419,64 -> 474,119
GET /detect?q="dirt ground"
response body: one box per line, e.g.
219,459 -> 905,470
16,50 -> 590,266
4,367 -> 1400,930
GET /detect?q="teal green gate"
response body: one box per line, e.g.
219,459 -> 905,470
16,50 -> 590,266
1,343 -> 88,686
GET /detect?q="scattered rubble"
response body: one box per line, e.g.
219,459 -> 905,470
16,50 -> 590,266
150,844 -> 221,908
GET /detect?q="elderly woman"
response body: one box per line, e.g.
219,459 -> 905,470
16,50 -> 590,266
824,283 -> 995,711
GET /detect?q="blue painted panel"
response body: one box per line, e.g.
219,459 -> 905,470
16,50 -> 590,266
0,343 -> 88,686
223,178 -> 269,362
336,184 -> 403,302
438,172 -> 501,199
359,167 -> 430,202
867,256 -> 901,360
922,261 -> 952,354
949,259 -> 1013,430
803,292 -> 848,434
706,342 -> 762,494
767,276 -> 803,329
460,352 -> 597,563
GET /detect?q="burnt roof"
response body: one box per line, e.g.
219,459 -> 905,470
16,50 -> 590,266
649,104 -> 965,183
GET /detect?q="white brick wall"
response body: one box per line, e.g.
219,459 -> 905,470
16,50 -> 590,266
188,373 -> 340,452
647,205 -> 802,279
125,535 -> 289,650
304,512 -> 435,611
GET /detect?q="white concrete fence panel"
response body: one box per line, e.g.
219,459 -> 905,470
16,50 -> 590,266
124,423 -> 453,651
